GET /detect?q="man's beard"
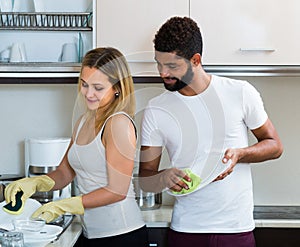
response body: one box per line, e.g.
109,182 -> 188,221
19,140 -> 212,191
163,63 -> 194,92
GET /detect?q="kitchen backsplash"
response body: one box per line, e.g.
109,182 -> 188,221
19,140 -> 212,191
0,77 -> 299,206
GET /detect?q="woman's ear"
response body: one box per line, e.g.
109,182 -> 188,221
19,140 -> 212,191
191,53 -> 201,67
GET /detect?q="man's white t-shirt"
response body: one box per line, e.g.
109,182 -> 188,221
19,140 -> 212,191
140,75 -> 268,233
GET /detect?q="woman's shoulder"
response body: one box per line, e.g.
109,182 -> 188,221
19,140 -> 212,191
104,112 -> 136,136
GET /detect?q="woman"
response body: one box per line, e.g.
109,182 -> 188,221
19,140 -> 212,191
5,47 -> 148,247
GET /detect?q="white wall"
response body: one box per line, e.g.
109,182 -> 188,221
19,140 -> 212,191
0,84 -> 78,175
0,76 -> 299,206
135,78 -> 300,206
243,76 -> 300,206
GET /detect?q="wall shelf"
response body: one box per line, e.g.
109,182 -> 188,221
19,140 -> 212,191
1,65 -> 300,84
0,12 -> 92,31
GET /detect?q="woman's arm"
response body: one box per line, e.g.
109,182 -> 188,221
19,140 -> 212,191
46,140 -> 76,190
82,114 -> 137,208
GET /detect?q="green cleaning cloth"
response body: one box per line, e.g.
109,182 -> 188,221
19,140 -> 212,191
172,168 -> 201,195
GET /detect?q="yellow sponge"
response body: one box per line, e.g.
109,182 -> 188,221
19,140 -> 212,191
2,191 -> 24,215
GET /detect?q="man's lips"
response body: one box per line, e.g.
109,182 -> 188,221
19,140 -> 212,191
163,77 -> 177,84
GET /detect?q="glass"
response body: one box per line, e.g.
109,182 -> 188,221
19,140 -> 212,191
1,232 -> 24,247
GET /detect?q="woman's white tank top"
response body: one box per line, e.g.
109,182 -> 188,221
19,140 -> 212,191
68,112 -> 145,239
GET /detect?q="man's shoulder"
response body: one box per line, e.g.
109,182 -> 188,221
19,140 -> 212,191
147,90 -> 175,105
212,75 -> 251,92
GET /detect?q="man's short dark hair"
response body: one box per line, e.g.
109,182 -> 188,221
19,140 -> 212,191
154,16 -> 203,60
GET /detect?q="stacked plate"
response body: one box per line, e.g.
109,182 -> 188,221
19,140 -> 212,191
0,198 -> 63,247
23,224 -> 63,247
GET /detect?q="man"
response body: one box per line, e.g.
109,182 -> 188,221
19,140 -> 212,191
138,16 -> 283,247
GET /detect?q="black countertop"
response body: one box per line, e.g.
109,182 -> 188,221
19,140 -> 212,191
254,206 -> 300,219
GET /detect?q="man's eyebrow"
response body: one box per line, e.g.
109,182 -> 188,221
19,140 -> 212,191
154,58 -> 177,66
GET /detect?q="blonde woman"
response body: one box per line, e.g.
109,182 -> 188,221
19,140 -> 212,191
5,47 -> 148,247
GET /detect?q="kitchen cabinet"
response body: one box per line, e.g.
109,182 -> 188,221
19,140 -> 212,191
0,0 -> 94,66
95,0 -> 189,76
147,228 -> 300,247
147,228 -> 168,247
254,228 -> 300,247
190,0 -> 300,65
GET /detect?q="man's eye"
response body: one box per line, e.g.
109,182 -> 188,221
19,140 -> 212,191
169,65 -> 177,69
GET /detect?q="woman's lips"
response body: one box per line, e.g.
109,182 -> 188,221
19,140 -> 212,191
86,98 -> 98,104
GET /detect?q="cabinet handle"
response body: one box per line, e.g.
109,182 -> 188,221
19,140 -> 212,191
239,48 -> 275,52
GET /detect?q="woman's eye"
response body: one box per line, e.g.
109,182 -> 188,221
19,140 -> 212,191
81,82 -> 88,88
95,87 -> 104,91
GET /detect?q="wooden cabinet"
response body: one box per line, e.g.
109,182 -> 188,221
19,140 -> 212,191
190,0 -> 300,65
95,0 -> 189,76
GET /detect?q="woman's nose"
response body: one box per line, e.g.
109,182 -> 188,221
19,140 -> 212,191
86,87 -> 95,97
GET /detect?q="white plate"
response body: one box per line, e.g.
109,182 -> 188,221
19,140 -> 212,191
0,199 -> 42,230
167,158 -> 232,197
23,225 -> 63,241
24,237 -> 56,247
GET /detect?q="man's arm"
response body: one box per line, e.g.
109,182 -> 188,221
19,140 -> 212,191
216,118 -> 283,180
139,146 -> 190,193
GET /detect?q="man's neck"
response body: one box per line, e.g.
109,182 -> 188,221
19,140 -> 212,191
178,70 -> 211,96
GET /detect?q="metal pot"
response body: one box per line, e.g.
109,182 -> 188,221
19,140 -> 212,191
133,174 -> 162,211
29,166 -> 63,204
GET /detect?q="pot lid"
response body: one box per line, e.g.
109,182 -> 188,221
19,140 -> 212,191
0,174 -> 24,181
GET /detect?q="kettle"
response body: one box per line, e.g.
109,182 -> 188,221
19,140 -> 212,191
133,174 -> 162,211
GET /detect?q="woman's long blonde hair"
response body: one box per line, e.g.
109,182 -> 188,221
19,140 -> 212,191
78,47 -> 136,133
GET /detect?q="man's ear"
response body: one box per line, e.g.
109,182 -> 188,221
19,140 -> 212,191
191,53 -> 201,67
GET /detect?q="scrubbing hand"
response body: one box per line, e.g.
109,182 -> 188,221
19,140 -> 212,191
5,175 -> 55,206
172,169 -> 201,195
31,196 -> 84,223
2,191 -> 24,215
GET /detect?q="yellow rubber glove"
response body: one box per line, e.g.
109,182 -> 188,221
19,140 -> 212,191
5,175 -> 55,206
31,196 -> 84,223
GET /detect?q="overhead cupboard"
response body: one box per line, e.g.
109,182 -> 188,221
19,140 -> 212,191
96,0 -> 300,77
95,0 -> 189,76
190,0 -> 300,66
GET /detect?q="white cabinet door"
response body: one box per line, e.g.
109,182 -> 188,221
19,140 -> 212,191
190,0 -> 300,65
96,0 -> 189,76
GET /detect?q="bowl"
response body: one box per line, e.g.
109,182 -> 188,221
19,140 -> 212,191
12,219 -> 45,232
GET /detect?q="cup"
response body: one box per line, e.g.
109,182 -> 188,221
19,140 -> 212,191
0,0 -> 13,11
0,48 -> 10,63
59,43 -> 78,62
0,0 -> 13,24
12,0 -> 35,12
10,43 -> 27,63
1,232 -> 24,247
33,0 -> 45,12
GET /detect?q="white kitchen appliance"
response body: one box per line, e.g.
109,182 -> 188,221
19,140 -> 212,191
24,137 -> 71,203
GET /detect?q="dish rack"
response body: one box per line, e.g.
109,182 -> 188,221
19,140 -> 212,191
0,12 -> 92,31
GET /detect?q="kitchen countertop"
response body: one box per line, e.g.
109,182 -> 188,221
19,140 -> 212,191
141,206 -> 300,228
46,216 -> 82,247
44,206 -> 300,246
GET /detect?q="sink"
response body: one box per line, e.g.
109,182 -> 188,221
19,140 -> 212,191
254,206 -> 300,219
